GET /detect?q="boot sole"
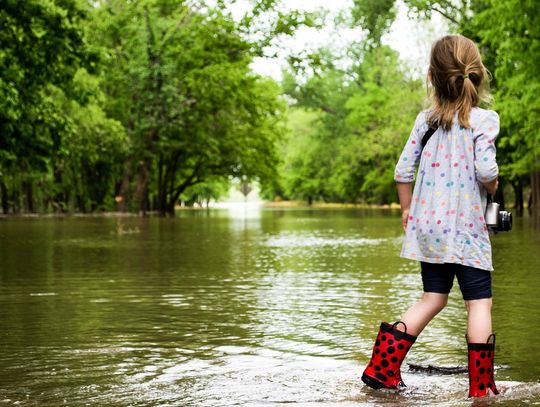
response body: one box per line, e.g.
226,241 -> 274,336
361,373 -> 391,390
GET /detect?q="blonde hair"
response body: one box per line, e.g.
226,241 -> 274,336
427,35 -> 491,131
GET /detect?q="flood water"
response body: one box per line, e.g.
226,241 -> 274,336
1,206 -> 539,406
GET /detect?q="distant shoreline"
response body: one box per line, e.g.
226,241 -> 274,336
0,201 -> 402,218
262,201 -> 401,209
0,200 -> 531,218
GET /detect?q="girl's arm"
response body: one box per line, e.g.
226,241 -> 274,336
394,112 -> 425,232
394,112 -> 425,184
474,110 -> 499,193
396,182 -> 412,231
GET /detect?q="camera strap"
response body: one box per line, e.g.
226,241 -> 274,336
421,126 -> 438,148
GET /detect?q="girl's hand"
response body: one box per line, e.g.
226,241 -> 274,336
402,209 -> 410,232
481,178 -> 498,195
488,179 -> 499,195
396,182 -> 412,232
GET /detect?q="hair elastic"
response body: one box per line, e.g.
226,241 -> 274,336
462,73 -> 469,79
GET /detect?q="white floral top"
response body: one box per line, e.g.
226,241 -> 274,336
394,107 -> 499,271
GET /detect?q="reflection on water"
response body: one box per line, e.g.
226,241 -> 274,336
265,232 -> 387,248
0,208 -> 539,406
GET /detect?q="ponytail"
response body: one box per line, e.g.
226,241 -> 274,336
427,35 -> 490,131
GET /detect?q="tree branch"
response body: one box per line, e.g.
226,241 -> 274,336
321,104 -> 337,115
430,5 -> 460,25
171,173 -> 201,204
159,8 -> 191,56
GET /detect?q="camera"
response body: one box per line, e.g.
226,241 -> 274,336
485,201 -> 512,232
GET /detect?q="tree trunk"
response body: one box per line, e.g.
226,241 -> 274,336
511,178 -> 524,217
144,188 -> 150,214
166,199 -> 176,217
136,7 -> 163,217
53,168 -> 65,213
133,159 -> 150,216
22,181 -> 34,212
157,152 -> 177,217
165,171 -> 201,217
117,157 -> 134,212
530,170 -> 540,217
76,194 -> 86,213
0,180 -> 8,214
11,183 -> 20,214
151,193 -> 157,212
157,153 -> 165,215
166,189 -> 180,217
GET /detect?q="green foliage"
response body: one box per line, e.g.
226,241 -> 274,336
237,0 -> 322,56
0,0 -> 303,215
0,0 -> 118,213
57,70 -> 129,211
350,0 -> 467,46
2,0 -> 536,214
278,47 -> 424,204
275,108 -> 325,202
180,177 -> 231,207
348,0 -> 539,211
403,0 -> 467,25
92,1 -> 287,215
0,0 -> 90,169
351,0 -> 397,47
475,0 -> 540,178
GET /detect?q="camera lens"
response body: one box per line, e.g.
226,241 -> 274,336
499,211 -> 512,232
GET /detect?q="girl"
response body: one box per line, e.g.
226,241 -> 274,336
361,35 -> 500,398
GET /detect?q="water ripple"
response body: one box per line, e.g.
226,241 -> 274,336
265,233 -> 387,248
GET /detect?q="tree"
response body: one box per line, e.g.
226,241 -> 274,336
351,0 -> 540,215
180,177 -> 230,207
475,0 -> 540,216
0,0 -> 317,215
52,69 -> 129,212
278,46 -> 423,204
92,1 -> 287,216
0,0 -> 112,213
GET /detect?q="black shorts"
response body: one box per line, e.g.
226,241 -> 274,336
420,261 -> 492,301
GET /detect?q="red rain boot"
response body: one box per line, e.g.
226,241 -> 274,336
467,334 -> 499,397
362,321 -> 417,390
